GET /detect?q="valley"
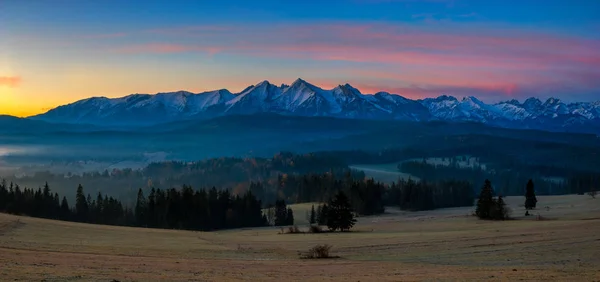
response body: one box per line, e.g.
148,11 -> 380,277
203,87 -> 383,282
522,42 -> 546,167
4,1 -> 599,281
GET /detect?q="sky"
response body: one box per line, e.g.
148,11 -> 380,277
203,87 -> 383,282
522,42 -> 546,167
1,0 -> 599,117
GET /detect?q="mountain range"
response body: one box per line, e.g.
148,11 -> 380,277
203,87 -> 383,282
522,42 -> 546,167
30,78 -> 600,133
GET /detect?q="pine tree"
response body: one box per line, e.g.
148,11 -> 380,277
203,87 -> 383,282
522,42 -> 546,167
42,182 -> 52,216
60,196 -> 70,220
135,188 -> 147,226
309,204 -> 316,224
525,179 -> 537,210
326,191 -> 356,232
476,179 -> 494,219
0,179 -> 7,211
75,184 -> 88,222
53,193 -> 60,219
148,188 -> 156,227
491,195 -> 508,220
316,204 -> 327,225
286,208 -> 294,225
274,200 -> 288,226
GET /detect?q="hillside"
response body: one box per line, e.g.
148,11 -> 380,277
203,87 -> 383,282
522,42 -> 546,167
1,195 -> 599,281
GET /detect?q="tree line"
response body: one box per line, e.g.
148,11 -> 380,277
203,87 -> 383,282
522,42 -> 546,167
0,180 -> 130,225
250,171 -> 385,216
386,179 -> 475,211
259,172 -> 475,214
0,171 -> 479,232
0,180 -> 268,231
398,160 -> 600,196
3,152 -> 357,204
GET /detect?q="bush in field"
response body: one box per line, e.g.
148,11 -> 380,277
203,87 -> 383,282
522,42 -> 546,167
287,225 -> 301,234
308,225 -> 324,233
301,244 -> 333,259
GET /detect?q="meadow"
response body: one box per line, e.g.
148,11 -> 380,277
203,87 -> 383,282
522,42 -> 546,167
349,156 -> 482,184
1,195 -> 599,281
349,163 -> 418,183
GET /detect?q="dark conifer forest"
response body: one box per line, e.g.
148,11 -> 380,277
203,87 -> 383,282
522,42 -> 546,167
0,180 -> 267,230
0,171 -> 476,230
2,150 -> 599,231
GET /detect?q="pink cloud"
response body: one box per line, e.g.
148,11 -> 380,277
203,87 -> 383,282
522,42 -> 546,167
146,25 -> 233,37
114,43 -> 221,55
127,23 -> 599,71
0,76 -> 21,87
111,22 -> 599,99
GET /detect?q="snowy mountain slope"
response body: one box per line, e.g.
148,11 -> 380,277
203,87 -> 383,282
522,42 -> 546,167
30,78 -> 600,133
35,90 -> 235,125
225,81 -> 282,114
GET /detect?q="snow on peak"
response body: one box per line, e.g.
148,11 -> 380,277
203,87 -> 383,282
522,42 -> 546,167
32,78 -> 600,131
545,97 -> 561,104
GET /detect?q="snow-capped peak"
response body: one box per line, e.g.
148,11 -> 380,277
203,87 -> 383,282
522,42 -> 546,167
30,79 -> 600,133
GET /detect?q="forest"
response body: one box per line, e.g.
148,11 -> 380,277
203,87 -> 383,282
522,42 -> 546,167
399,160 -> 599,196
5,144 -> 600,204
0,181 -> 266,230
0,170 -> 476,231
3,152 -> 355,203
2,143 -> 599,231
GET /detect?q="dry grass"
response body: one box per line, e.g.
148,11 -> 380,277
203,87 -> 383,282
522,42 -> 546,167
1,195 -> 600,281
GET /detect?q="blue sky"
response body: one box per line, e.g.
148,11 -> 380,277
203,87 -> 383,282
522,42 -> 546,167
1,0 -> 599,116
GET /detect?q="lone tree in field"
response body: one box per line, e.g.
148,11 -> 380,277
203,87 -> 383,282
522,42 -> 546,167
326,191 -> 356,232
525,179 -> 537,210
476,179 -> 494,220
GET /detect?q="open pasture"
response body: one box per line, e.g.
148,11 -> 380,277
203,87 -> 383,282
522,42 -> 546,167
1,195 -> 599,281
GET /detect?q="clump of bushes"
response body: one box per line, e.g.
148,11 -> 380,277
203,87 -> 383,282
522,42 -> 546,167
287,225 -> 301,234
280,225 -> 325,234
308,225 -> 323,233
300,244 -> 334,259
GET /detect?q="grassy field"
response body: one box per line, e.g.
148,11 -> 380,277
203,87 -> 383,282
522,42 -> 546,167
264,202 -> 321,226
1,195 -> 600,281
350,163 -> 418,183
350,157 -> 485,184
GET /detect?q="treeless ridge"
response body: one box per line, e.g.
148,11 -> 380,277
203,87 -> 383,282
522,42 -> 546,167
1,195 -> 599,281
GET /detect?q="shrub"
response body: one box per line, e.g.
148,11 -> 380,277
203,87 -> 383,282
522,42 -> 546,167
301,244 -> 333,259
308,225 -> 324,233
286,225 -> 302,234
